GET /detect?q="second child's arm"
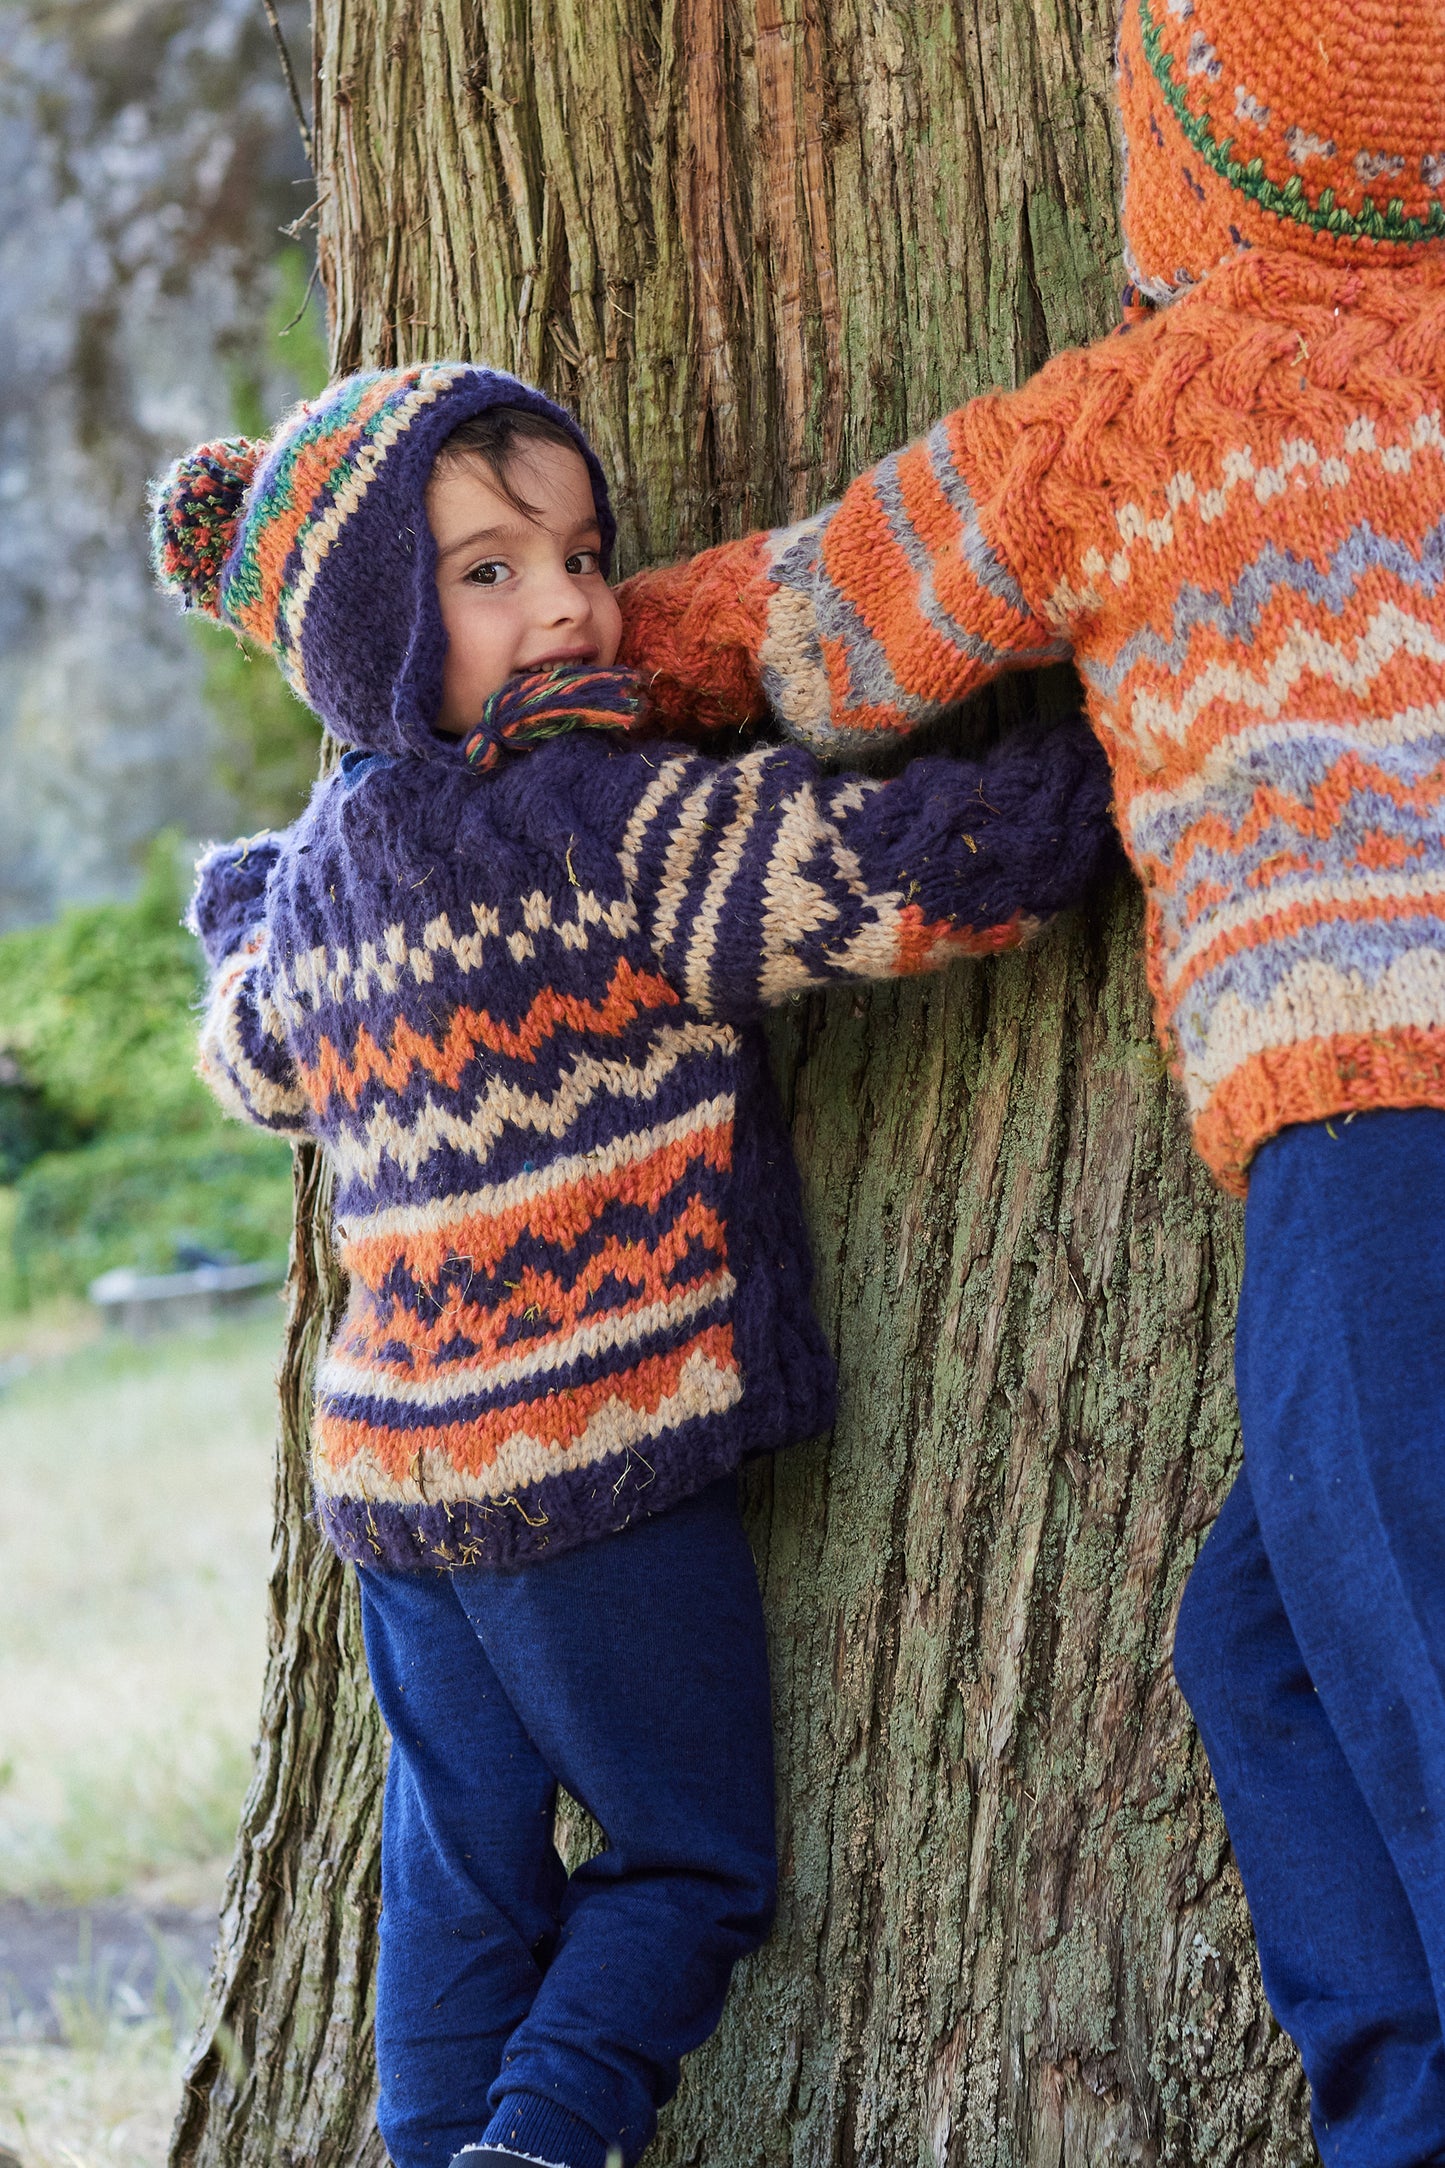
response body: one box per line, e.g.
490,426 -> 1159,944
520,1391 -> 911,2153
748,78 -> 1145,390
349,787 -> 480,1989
616,719 -> 1115,1025
615,396 -> 1066,759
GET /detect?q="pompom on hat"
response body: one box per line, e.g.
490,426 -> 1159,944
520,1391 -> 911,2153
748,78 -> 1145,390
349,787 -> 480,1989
150,438 -> 264,616
1116,0 -> 1445,298
149,365 -> 616,758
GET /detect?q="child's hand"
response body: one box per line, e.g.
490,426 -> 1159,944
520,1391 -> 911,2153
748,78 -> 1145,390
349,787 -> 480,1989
188,834 -> 284,968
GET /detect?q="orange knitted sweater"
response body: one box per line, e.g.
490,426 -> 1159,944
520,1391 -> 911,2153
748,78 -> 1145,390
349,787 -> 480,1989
617,248 -> 1445,1191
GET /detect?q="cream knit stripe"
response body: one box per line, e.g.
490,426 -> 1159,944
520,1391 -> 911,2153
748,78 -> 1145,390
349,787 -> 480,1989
1046,411 -> 1445,619
336,1094 -> 736,1245
312,1343 -> 744,1500
317,1270 -> 737,1406
757,509 -> 839,744
1126,700 -> 1445,837
280,366 -> 469,699
1121,604 -> 1445,748
827,891 -> 921,979
273,894 -> 641,1018
327,1020 -> 740,1186
651,774 -> 718,965
682,759 -> 766,1011
1186,947 -> 1445,1104
199,949 -> 312,1134
617,757 -> 690,886
756,780 -> 846,1003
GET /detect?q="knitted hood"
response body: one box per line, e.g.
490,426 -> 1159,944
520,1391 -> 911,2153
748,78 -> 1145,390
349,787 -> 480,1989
150,364 -> 616,758
1116,0 -> 1445,299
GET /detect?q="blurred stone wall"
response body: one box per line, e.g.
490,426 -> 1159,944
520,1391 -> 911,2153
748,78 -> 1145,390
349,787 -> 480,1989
0,0 -> 313,929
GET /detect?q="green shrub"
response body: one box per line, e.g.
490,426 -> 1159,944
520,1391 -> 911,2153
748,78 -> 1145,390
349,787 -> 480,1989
12,1130 -> 294,1304
200,622 -> 322,832
0,836 -> 213,1140
0,836 -> 294,1307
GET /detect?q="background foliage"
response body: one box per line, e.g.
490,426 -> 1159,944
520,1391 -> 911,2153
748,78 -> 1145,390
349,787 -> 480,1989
0,839 -> 294,1307
0,231 -> 330,1311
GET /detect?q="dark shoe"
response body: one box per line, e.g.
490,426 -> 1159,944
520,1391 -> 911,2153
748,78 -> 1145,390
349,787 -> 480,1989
449,2151 -> 546,2167
449,2152 -> 545,2168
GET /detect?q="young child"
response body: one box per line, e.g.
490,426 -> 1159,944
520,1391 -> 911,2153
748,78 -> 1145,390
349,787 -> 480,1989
609,4 -> 1445,2161
151,366 -> 1115,2168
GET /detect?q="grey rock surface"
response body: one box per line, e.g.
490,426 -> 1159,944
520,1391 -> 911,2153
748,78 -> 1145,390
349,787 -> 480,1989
0,0 -> 313,929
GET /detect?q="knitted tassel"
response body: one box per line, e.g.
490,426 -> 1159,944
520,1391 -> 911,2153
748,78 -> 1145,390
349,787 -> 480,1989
463,665 -> 643,772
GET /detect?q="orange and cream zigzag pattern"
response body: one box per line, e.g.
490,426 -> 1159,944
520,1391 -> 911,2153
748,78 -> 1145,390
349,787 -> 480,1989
619,250 -> 1445,1190
192,707 -> 1101,1565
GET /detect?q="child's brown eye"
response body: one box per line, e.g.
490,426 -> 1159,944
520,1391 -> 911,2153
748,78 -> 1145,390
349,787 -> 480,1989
467,560 -> 511,586
566,549 -> 601,576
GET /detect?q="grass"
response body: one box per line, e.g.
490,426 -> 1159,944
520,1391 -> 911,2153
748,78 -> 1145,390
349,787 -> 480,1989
0,1917 -> 207,2167
0,2022 -> 184,2168
0,1308 -> 282,2168
0,1313 -> 280,1905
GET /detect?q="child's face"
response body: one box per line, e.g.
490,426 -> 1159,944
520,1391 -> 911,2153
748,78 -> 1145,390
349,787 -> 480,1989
426,439 -> 622,736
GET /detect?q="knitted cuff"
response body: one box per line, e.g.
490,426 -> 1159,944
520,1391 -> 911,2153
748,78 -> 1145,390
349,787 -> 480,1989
188,835 -> 282,967
614,534 -> 773,736
480,2095 -> 611,2168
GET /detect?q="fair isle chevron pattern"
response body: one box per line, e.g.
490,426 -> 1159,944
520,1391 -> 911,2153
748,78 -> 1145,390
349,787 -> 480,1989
616,249 -> 1445,1192
192,705 -> 1114,1569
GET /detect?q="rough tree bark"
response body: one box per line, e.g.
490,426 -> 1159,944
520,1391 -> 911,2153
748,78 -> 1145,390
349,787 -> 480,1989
170,3 -> 1322,2163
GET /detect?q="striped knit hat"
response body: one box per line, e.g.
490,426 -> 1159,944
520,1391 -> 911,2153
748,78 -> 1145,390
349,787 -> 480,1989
1117,0 -> 1445,298
150,364 -> 615,757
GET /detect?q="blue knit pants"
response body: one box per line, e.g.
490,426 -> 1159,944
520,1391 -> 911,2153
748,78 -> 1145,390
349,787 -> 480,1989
1174,1109 -> 1445,2167
356,1475 -> 776,2168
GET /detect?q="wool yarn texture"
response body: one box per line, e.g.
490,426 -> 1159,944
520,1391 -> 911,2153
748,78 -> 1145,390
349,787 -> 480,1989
190,722 -> 1114,1569
1116,0 -> 1445,299
462,665 -> 643,772
615,6 -> 1445,1195
168,366 -> 1117,1570
149,363 -> 615,754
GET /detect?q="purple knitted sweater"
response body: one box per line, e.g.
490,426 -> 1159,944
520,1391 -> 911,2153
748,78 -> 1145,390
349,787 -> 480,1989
193,715 -> 1115,1570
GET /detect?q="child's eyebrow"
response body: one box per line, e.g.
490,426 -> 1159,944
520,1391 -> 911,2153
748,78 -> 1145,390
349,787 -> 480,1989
438,516 -> 602,563
437,522 -> 525,561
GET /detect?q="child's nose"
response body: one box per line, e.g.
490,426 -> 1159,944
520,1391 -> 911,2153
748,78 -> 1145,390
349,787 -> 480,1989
539,565 -> 588,623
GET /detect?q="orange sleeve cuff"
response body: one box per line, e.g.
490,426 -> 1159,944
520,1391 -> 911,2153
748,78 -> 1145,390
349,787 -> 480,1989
615,534 -> 775,734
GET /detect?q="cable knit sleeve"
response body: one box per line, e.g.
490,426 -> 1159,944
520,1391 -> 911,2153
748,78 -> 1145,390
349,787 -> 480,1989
616,392 -> 1070,760
614,715 -> 1116,1024
189,838 -> 314,1139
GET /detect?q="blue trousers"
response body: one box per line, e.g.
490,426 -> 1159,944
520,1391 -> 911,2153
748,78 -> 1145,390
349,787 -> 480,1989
356,1475 -> 777,2168
1174,1109 -> 1445,2167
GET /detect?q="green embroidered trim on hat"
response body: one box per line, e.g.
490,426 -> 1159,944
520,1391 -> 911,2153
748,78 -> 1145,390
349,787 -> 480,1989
1138,0 -> 1445,246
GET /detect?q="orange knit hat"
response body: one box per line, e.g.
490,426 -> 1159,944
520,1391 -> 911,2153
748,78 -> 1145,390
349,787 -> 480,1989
1116,0 -> 1445,296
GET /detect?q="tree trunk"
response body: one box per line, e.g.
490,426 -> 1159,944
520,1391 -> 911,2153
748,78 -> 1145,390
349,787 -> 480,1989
171,3 -> 1321,2163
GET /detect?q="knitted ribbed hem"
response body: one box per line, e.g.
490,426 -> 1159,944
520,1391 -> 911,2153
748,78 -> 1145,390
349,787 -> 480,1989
1192,1028 -> 1445,1196
317,1373 -> 836,1574
480,2093 -> 611,2168
320,1423 -> 751,1573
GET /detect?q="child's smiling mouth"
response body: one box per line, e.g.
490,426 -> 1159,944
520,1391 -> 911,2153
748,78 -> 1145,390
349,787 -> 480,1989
523,643 -> 600,670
